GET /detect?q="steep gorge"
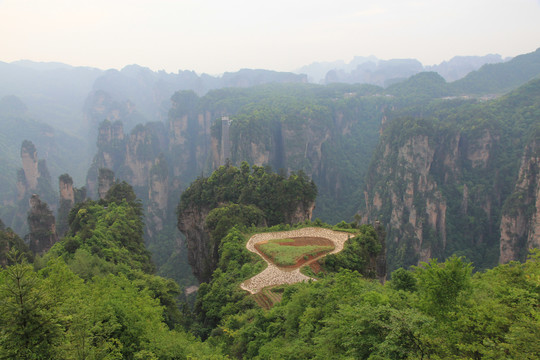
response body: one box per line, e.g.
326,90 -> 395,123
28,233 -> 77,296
360,80 -> 540,271
499,137 -> 540,263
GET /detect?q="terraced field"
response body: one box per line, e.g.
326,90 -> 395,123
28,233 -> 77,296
255,237 -> 335,267
252,288 -> 283,310
240,227 -> 351,294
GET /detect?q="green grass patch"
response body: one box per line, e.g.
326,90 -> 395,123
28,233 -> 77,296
257,238 -> 334,266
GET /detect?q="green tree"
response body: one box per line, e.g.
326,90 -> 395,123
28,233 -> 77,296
413,256 -> 472,318
0,250 -> 62,359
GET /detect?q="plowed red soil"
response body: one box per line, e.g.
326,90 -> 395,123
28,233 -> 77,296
254,237 -> 334,269
308,260 -> 322,274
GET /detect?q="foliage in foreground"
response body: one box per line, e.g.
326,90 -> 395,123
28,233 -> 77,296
0,182 -> 227,359
0,252 -> 225,359
1,174 -> 538,359
205,251 -> 539,359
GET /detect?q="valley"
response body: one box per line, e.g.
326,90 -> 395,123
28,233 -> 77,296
0,46 -> 539,359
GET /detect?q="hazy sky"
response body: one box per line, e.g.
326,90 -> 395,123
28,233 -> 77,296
1,0 -> 539,74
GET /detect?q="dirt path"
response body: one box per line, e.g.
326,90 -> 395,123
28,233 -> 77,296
240,227 -> 351,294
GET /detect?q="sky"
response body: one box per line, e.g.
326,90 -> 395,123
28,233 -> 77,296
1,0 -> 539,75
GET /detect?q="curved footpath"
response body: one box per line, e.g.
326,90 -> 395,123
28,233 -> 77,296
240,227 -> 351,294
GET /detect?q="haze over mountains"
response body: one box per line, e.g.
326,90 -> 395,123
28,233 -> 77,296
296,54 -> 507,84
1,47 -> 539,279
1,45 -> 539,358
0,49 -> 537,208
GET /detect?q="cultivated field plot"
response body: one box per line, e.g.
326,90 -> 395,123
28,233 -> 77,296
240,227 -> 351,294
255,237 -> 335,267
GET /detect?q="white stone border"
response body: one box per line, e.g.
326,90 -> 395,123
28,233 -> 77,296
240,227 -> 352,294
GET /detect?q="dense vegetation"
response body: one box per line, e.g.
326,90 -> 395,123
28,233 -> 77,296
322,223 -> 384,277
1,165 -> 538,359
209,252 -> 539,359
0,182 -> 226,359
0,218 -> 33,266
180,218 -> 539,359
178,162 -> 317,227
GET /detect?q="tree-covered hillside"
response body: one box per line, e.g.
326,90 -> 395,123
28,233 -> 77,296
177,162 -> 318,283
205,251 -> 539,359
0,181 -> 225,359
1,163 -> 538,359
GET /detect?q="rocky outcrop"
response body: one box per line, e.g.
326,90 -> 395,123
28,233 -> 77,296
11,141 -> 57,237
361,133 -> 448,268
56,174 -> 75,237
287,202 -> 316,225
146,156 -> 169,238
17,141 -> 55,204
83,90 -> 142,136
56,173 -> 86,238
27,194 -> 58,255
177,164 -> 317,283
360,77 -> 540,270
124,125 -> 161,187
87,121 -> 165,199
499,138 -> 540,263
98,168 -> 115,200
20,140 -> 39,191
59,174 -> 75,204
177,204 -> 214,283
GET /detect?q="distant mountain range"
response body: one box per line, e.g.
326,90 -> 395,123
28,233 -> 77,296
0,52 -> 517,132
296,54 -> 508,85
0,48 -> 538,202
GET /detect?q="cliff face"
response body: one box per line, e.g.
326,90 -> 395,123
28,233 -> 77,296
87,121 -> 125,198
20,140 -> 39,192
499,138 -> 540,263
168,96 -> 215,184
206,93 -> 388,224
361,80 -> 540,270
87,121 -> 172,241
59,176 -> 75,204
362,134 -> 448,266
97,168 -> 115,200
56,174 -> 75,237
125,126 -> 157,187
27,194 -> 58,255
146,155 -> 169,238
85,119 -> 191,283
87,121 -> 165,199
177,204 -> 214,282
11,141 -> 57,236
